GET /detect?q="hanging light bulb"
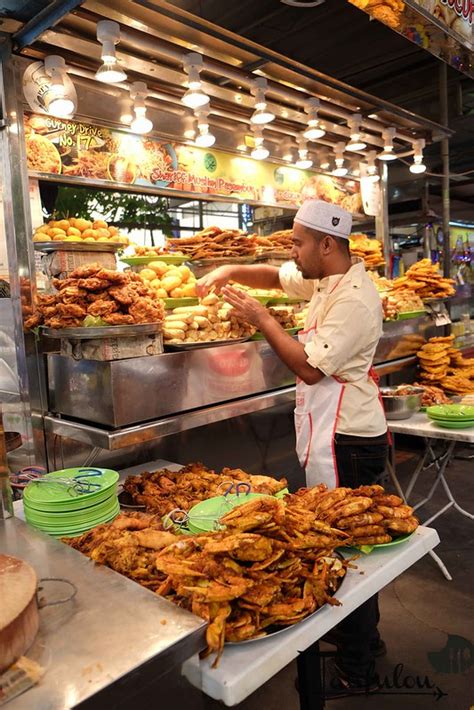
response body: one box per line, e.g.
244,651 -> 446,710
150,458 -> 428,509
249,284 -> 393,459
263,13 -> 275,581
251,128 -> 269,160
44,55 -> 75,117
318,149 -> 331,171
95,20 -> 127,83
365,150 -> 380,182
236,130 -> 248,152
378,127 -> 397,161
295,137 -> 313,169
130,82 -> 153,134
195,108 -> 216,147
250,77 -> 275,125
182,116 -> 196,140
181,52 -> 209,109
119,98 -> 133,125
410,138 -> 427,174
282,138 -> 294,162
303,98 -> 325,141
332,142 -> 348,176
346,113 -> 367,151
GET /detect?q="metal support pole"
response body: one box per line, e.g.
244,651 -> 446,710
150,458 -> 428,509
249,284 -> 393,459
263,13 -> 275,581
439,63 -> 450,278
376,162 -> 390,277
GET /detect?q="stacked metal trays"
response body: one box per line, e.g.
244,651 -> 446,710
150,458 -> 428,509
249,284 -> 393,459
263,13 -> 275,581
23,467 -> 120,537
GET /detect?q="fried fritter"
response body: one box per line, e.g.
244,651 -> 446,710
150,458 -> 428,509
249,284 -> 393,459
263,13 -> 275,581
87,299 -> 119,317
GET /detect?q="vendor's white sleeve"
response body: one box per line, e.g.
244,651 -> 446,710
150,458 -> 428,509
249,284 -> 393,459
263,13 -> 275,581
304,299 -> 376,375
278,261 -> 315,300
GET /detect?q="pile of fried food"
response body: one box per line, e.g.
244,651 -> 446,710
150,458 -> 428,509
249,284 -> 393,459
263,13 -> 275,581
415,384 -> 451,407
349,233 -> 385,269
347,0 -> 405,30
255,229 -> 293,256
380,290 -> 425,320
295,305 -> 309,330
417,335 -> 474,394
133,245 -> 185,258
232,284 -> 289,301
392,259 -> 455,300
66,472 -> 418,666
65,499 -> 349,666
163,293 -> 255,344
167,226 -> 257,260
137,262 -> 197,299
123,463 -> 287,515
25,263 -> 164,330
32,217 -> 129,245
266,306 -> 297,330
293,484 -> 419,546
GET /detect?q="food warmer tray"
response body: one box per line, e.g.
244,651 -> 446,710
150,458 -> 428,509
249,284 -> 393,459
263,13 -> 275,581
34,241 -> 120,253
42,322 -> 162,339
165,336 -> 251,350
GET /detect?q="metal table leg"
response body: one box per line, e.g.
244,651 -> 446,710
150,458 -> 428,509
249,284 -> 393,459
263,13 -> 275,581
297,641 -> 324,710
439,473 -> 474,520
386,459 -> 406,502
428,550 -> 453,581
412,441 -> 456,511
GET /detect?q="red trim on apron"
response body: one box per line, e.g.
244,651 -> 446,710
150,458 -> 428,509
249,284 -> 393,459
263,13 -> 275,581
303,412 -> 313,469
330,385 -> 346,487
369,366 -> 392,446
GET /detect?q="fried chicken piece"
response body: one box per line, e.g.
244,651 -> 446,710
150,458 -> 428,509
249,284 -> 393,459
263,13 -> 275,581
57,286 -> 87,302
95,268 -> 128,284
77,278 -> 112,291
87,299 -> 119,317
40,305 -> 59,317
69,263 -> 102,279
37,294 -> 57,307
128,297 -> 163,323
46,317 -> 83,329
102,313 -> 135,325
109,285 -> 135,305
24,313 -> 42,329
57,302 -> 87,318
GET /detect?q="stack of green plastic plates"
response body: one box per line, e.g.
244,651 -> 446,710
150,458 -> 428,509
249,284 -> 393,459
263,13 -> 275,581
23,468 -> 120,538
426,404 -> 474,429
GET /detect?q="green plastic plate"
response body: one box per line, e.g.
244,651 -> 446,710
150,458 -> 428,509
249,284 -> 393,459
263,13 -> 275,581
121,255 -> 187,266
430,419 -> 474,429
187,492 -> 271,533
25,501 -> 120,537
23,468 -> 119,509
24,492 -> 118,524
250,326 -> 301,341
426,404 -> 474,421
396,310 -> 426,320
164,297 -> 199,309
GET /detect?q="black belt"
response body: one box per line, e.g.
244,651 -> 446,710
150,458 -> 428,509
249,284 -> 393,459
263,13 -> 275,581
334,432 -> 388,446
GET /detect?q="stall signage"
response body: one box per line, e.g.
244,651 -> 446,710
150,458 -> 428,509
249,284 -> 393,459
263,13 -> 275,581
23,112 -> 364,214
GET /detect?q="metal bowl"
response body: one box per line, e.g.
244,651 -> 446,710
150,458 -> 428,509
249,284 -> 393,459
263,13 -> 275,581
380,386 -> 424,420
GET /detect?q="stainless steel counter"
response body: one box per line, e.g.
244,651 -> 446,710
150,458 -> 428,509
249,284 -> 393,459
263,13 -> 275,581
0,517 -> 206,709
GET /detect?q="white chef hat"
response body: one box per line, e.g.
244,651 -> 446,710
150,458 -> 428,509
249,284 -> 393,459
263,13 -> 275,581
294,200 -> 352,240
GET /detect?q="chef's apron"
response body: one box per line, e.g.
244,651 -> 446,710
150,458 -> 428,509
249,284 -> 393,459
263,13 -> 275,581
294,274 -> 387,488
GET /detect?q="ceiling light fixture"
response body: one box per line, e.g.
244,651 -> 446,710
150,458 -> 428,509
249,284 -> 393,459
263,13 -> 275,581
181,52 -> 209,109
378,127 -> 397,161
251,128 -> 269,160
183,115 -> 196,140
44,55 -> 75,118
119,98 -> 133,125
318,149 -> 331,171
195,108 -> 216,147
332,142 -> 348,177
295,137 -> 313,169
410,138 -> 427,174
346,112 -> 367,151
130,81 -> 153,134
303,98 -> 325,141
250,77 -> 275,125
366,150 -> 380,182
95,20 -> 127,83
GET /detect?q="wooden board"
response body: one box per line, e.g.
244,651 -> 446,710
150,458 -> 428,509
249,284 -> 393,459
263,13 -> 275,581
0,554 -> 39,673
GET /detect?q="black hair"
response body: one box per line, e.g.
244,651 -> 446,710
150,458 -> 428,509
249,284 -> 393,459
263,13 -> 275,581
333,235 -> 351,254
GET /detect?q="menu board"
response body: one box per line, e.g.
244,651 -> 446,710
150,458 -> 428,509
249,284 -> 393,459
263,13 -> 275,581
23,112 -> 364,214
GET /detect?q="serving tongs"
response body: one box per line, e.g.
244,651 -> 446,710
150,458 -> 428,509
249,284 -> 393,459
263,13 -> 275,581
27,469 -> 104,496
163,481 -> 254,532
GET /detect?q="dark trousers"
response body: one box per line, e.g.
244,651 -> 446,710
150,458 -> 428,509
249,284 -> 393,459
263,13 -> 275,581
332,432 -> 389,680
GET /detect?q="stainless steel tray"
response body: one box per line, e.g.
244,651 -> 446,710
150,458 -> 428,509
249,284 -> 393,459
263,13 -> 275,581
165,336 -> 251,350
192,256 -> 256,265
42,323 -> 162,339
34,241 -> 120,253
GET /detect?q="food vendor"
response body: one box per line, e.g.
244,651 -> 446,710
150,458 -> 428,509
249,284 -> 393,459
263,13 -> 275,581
197,199 -> 388,697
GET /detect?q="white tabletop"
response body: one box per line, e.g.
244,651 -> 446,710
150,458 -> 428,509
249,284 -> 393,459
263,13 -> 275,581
388,412 -> 474,442
182,526 -> 439,707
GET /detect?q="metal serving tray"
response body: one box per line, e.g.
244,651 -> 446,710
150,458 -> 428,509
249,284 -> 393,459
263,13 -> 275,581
42,323 -> 162,339
34,241 -> 120,253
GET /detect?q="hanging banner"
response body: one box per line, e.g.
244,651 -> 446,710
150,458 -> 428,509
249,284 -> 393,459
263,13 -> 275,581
23,113 -> 364,215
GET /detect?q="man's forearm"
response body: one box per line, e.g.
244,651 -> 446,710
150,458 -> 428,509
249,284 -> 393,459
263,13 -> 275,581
228,265 -> 281,290
257,313 -> 324,385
